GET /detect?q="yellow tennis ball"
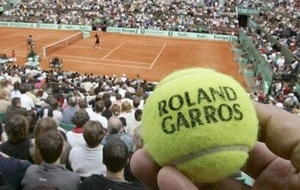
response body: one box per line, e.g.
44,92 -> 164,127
156,67 -> 217,89
142,68 -> 258,183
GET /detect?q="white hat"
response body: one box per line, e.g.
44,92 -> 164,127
57,76 -> 64,81
275,102 -> 283,108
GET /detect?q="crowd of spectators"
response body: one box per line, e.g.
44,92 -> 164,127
0,0 -> 242,34
230,0 -> 300,115
0,63 -> 153,189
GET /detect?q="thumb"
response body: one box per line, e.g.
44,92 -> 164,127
255,102 -> 300,170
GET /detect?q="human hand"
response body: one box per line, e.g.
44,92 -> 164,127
130,102 -> 300,190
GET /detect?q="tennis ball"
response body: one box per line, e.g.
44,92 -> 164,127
142,68 -> 258,183
157,67 -> 217,89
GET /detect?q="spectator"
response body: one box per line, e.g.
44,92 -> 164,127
30,117 -> 71,165
18,84 -> 35,110
120,101 -> 138,136
0,80 -> 13,98
78,99 -> 94,118
112,93 -> 122,108
101,116 -> 134,153
134,88 -> 145,110
101,99 -> 113,120
0,89 -> 11,112
62,95 -> 78,124
69,120 -> 107,179
10,81 -> 21,98
25,110 -> 38,139
132,96 -> 141,110
110,103 -> 127,128
79,137 -> 146,190
90,100 -> 108,129
49,97 -> 63,125
122,91 -> 133,106
51,83 -> 64,105
25,84 -> 42,107
133,126 -> 144,152
0,151 -> 31,190
291,59 -> 299,72
124,125 -> 144,184
0,115 -> 32,161
88,94 -> 102,110
5,97 -> 28,127
11,70 -> 21,86
134,109 -> 142,123
66,109 -> 90,147
255,73 -> 262,88
36,89 -> 48,103
21,131 -> 80,190
85,88 -> 96,108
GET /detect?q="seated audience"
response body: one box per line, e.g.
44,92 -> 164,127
5,97 -> 28,127
49,97 -> 63,124
66,109 -> 90,147
30,117 -> 71,165
0,89 -> 10,112
90,100 -> 108,129
124,126 -> 144,183
101,99 -> 113,120
62,95 -> 79,124
0,115 -> 32,162
79,137 -> 146,190
110,103 -> 126,128
120,101 -> 138,136
10,81 -> 21,99
69,120 -> 106,179
18,84 -> 35,111
78,99 -> 94,119
0,151 -> 31,190
101,116 -> 134,153
21,130 -> 80,190
25,110 -> 38,139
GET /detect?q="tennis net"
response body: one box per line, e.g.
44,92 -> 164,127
42,31 -> 83,57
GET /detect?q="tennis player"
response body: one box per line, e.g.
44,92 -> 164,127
27,35 -> 33,49
94,32 -> 101,49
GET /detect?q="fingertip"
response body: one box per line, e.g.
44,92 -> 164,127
130,148 -> 160,190
157,166 -> 198,190
290,143 -> 300,171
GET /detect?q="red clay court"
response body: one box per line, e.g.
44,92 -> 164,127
0,28 -> 245,88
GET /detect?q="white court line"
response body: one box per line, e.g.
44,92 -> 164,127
64,59 -> 149,69
54,54 -> 150,65
85,38 -> 165,46
67,45 -> 114,50
2,31 -> 164,45
102,59 -> 150,65
101,42 -> 124,60
149,43 -> 167,69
